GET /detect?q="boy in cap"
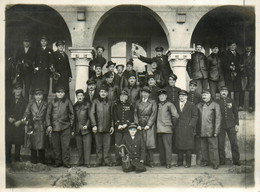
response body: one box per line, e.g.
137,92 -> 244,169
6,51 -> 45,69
147,74 -> 160,101
134,86 -> 157,167
187,80 -> 202,105
85,79 -> 99,104
113,90 -> 134,166
72,89 -> 92,168
6,83 -> 27,163
23,88 -> 47,164
103,71 -> 120,103
145,58 -> 165,88
156,89 -> 179,168
52,40 -> 72,98
119,122 -> 146,173
175,90 -> 198,168
89,84 -> 114,167
89,46 -> 106,78
120,59 -> 138,89
197,89 -> 221,169
116,64 -> 125,77
164,74 -> 181,105
89,63 -> 105,91
124,72 -> 141,105
46,86 -> 75,168
216,86 -> 240,165
105,61 -> 121,87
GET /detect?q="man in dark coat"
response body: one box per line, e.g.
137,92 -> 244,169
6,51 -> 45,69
89,85 -> 114,167
144,59 -> 165,88
15,36 -> 36,100
221,41 -> 242,108
147,75 -> 160,101
124,72 -> 141,106
89,63 -> 104,92
216,86 -> 240,166
89,46 -> 106,78
105,61 -> 121,87
113,90 -> 134,166
156,89 -> 179,168
197,89 -> 221,169
207,44 -> 225,99
72,89 -> 92,168
187,43 -> 208,93
6,83 -> 27,163
46,86 -> 75,168
187,80 -> 202,105
175,90 -> 198,168
120,59 -> 138,89
164,73 -> 181,105
52,40 -> 72,97
23,88 -> 47,164
103,71 -> 120,103
85,79 -> 99,104
32,35 -> 53,101
134,46 -> 172,81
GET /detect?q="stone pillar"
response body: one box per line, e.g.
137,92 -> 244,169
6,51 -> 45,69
167,48 -> 193,90
69,47 -> 93,92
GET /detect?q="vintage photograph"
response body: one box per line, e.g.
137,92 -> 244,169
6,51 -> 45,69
3,0 -> 256,189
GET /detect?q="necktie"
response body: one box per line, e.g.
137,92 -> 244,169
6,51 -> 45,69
90,91 -> 93,102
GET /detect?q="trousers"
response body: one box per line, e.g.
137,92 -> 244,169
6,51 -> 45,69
157,133 -> 172,165
75,133 -> 92,165
94,132 -> 111,164
200,137 -> 219,166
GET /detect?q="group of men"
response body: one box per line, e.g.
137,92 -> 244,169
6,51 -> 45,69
6,39 -> 247,172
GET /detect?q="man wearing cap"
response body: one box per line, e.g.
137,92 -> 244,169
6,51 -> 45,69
113,90 -> 134,166
147,74 -> 160,101
89,46 -> 106,78
121,123 -> 146,173
164,74 -> 181,105
134,86 -> 157,167
221,41 -> 242,108
187,43 -> 208,94
145,58 -> 165,88
89,63 -> 105,91
187,80 -> 202,105
216,86 -> 240,165
157,89 -> 179,168
124,72 -> 141,105
103,71 -> 120,103
85,79 -> 99,104
15,36 -> 36,100
175,90 -> 198,168
207,44 -> 225,99
89,84 -> 114,167
116,64 -> 124,77
32,35 -> 53,101
134,46 -> 172,82
105,61 -> 121,87
120,59 -> 138,89
23,88 -> 47,164
197,89 -> 221,169
6,83 -> 27,163
46,86 -> 75,168
52,40 -> 72,98
72,89 -> 92,168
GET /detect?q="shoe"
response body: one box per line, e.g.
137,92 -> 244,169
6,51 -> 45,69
86,164 -> 91,168
54,163 -> 62,168
213,165 -> 219,169
175,163 -> 183,167
148,162 -> 154,168
166,164 -> 171,169
64,164 -> 71,168
233,161 -> 241,166
94,163 -> 102,167
114,162 -> 122,166
201,162 -> 209,167
184,164 -> 191,168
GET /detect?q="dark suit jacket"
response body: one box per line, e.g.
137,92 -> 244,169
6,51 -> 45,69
73,101 -> 91,135
85,88 -> 99,104
15,47 -> 36,73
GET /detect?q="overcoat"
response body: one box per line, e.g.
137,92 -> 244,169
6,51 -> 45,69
207,53 -> 224,82
164,85 -> 181,104
187,52 -> 208,80
124,84 -> 140,105
73,101 -> 91,135
241,52 -> 255,91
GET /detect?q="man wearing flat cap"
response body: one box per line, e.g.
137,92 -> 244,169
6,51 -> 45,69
89,62 -> 105,91
165,73 -> 181,105
188,80 -> 202,105
105,61 -> 121,87
124,72 -> 141,105
46,85 -> 75,168
23,88 -> 47,164
175,90 -> 198,168
113,89 -> 134,166
52,40 -> 72,98
103,71 -> 120,103
216,86 -> 240,166
134,46 -> 172,82
197,89 -> 221,169
147,74 -> 160,101
85,79 -> 99,104
120,59 -> 138,89
89,45 -> 106,78
15,36 -> 36,100
32,35 -> 53,101
187,43 -> 208,94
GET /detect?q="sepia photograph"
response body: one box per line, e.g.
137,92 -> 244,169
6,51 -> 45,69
2,0 -> 259,190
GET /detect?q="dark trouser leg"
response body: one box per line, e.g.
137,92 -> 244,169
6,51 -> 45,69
52,132 -> 62,165
249,90 -> 255,109
94,133 -> 103,164
218,128 -> 226,164
226,127 -> 240,163
177,150 -> 184,165
195,136 -> 201,164
147,149 -> 154,163
23,73 -> 32,101
234,91 -> 240,108
209,81 -> 218,100
14,145 -> 21,161
208,137 -> 219,166
6,143 -> 12,164
82,133 -> 92,165
115,132 -> 124,163
239,91 -> 245,108
131,159 -> 147,173
158,134 -> 166,165
162,133 -> 172,165
60,128 -> 71,165
185,150 -> 192,166
31,149 -> 38,164
200,137 -> 209,164
103,132 -> 111,164
75,134 -> 83,165
38,149 -> 45,164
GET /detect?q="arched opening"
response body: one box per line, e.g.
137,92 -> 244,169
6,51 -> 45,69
92,5 -> 169,73
190,5 -> 255,55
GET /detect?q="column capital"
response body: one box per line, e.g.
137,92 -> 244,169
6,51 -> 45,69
68,47 -> 94,60
167,48 -> 194,61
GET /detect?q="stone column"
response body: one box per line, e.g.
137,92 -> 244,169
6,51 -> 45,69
167,48 -> 193,90
69,47 -> 93,92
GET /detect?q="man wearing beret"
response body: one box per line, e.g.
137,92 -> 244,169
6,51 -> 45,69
175,90 -> 198,168
89,84 -> 114,167
23,88 -> 47,164
6,83 -> 27,163
187,43 -> 208,94
89,46 -> 107,78
72,89 -> 92,168
32,35 -> 53,101
89,63 -> 105,91
51,40 -> 72,98
46,86 -> 75,168
145,59 -> 165,88
85,79 -> 99,104
216,86 -> 240,166
164,74 -> 181,105
113,90 -> 134,166
120,59 -> 138,89
134,86 -> 157,167
15,36 -> 36,100
207,44 -> 225,99
156,89 -> 179,168
197,89 -> 221,169
134,46 -> 172,82
105,61 -> 121,87
124,72 -> 141,105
